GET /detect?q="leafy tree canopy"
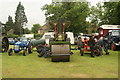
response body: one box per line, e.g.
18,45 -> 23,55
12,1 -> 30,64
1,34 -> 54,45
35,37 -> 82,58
42,2 -> 90,35
31,24 -> 42,33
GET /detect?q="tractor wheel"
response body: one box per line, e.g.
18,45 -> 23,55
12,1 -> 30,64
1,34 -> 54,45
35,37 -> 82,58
8,48 -> 13,56
23,49 -> 27,56
28,43 -> 32,54
2,37 -> 9,52
36,45 -> 44,56
111,43 -> 116,51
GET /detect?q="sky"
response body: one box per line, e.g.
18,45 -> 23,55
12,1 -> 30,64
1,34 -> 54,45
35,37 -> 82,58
0,0 -> 107,30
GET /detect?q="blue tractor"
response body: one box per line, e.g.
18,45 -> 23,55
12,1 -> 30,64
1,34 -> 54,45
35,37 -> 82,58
8,37 -> 32,56
9,38 -> 17,45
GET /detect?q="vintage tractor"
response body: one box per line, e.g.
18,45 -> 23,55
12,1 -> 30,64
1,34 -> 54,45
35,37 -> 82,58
78,34 -> 98,56
9,38 -> 17,45
0,22 -> 9,53
8,37 -> 31,56
28,39 -> 46,53
106,30 -> 120,51
28,19 -> 72,61
49,18 -> 71,62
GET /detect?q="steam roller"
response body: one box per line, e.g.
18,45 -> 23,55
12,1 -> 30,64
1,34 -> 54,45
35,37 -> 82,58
49,18 -> 71,62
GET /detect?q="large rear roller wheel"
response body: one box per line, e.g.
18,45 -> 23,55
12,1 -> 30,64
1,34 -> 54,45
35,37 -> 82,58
1,37 -> 9,52
51,44 -> 70,62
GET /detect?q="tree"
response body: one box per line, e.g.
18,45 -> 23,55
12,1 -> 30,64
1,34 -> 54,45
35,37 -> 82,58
90,2 -> 120,26
88,3 -> 103,33
31,24 -> 41,33
15,2 -> 28,35
5,15 -> 14,33
102,2 -> 120,25
42,2 -> 90,35
23,28 -> 31,34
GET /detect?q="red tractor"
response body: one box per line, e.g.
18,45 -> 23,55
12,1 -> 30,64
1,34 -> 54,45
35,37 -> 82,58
78,34 -> 97,55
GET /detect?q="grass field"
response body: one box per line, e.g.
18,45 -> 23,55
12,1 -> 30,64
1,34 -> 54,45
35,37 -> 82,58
1,45 -> 119,78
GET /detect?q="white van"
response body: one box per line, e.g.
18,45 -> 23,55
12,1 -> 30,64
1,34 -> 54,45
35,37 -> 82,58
23,34 -> 34,39
66,32 -> 75,44
41,32 -> 54,44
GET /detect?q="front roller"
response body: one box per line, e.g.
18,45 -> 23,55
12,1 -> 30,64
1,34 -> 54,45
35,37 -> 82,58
51,44 -> 70,62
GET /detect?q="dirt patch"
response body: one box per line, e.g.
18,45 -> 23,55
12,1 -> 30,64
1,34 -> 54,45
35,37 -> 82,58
71,73 -> 90,78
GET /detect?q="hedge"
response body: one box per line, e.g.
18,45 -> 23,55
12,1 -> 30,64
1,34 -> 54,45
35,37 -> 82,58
7,34 -> 19,38
34,34 -> 42,38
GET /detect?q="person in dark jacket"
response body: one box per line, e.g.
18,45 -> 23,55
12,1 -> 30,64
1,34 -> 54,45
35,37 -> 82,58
103,36 -> 110,55
89,35 -> 95,57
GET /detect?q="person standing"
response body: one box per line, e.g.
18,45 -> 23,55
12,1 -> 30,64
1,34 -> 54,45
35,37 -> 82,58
103,36 -> 110,55
89,35 -> 95,57
77,37 -> 84,56
97,37 -> 103,56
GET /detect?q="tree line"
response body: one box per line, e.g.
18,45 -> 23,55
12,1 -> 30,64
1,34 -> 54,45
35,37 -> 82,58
2,1 -> 120,36
3,2 -> 42,35
3,2 -> 28,35
42,2 -> 120,35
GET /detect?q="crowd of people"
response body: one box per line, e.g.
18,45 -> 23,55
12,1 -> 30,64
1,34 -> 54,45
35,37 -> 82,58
77,35 -> 110,58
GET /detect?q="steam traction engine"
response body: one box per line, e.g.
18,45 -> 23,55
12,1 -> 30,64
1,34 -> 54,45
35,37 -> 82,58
49,19 -> 71,62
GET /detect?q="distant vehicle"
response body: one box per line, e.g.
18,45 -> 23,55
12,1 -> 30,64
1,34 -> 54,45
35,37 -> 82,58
98,25 -> 120,39
41,32 -> 54,44
23,34 -> 34,39
98,25 -> 120,50
92,33 -> 99,38
105,30 -> 120,50
79,33 -> 83,36
41,32 -> 74,44
78,34 -> 90,40
66,32 -> 74,44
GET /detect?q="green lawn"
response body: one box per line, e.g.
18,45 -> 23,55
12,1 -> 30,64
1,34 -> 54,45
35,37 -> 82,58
1,46 -> 119,78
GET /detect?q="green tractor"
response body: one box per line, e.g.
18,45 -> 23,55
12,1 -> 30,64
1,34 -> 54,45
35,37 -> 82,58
49,18 -> 71,62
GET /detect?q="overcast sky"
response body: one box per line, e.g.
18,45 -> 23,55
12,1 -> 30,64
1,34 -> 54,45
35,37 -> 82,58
0,0 -> 105,30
